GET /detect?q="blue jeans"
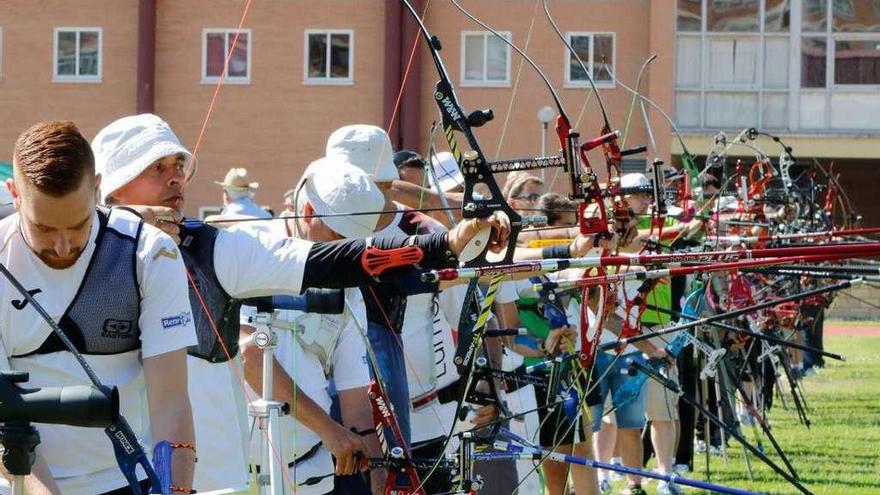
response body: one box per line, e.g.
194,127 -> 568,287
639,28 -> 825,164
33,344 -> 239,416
366,321 -> 412,449
590,352 -> 647,431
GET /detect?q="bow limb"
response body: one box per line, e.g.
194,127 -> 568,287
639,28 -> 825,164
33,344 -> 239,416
621,54 -> 658,148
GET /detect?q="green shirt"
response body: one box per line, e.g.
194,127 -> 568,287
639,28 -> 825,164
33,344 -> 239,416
636,214 -> 675,324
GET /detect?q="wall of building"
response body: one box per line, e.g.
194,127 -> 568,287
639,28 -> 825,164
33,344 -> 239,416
415,0 -> 664,191
153,1 -> 388,214
0,1 -> 138,151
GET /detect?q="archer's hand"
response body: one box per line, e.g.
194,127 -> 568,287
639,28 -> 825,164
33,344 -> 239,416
322,424 -> 369,475
470,404 -> 498,427
122,205 -> 183,244
569,231 -> 618,257
618,218 -> 640,248
447,212 -> 511,257
648,347 -> 674,366
544,326 -> 577,355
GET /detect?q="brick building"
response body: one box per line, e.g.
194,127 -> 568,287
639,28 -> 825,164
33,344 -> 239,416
0,0 -> 877,225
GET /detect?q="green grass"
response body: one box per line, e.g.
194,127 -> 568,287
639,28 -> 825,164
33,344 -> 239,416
629,334 -> 880,495
241,335 -> 880,494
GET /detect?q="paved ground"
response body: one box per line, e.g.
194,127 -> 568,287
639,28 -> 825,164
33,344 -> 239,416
824,320 -> 880,337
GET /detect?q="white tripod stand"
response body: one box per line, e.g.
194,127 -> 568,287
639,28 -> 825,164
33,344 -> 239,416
246,311 -> 288,495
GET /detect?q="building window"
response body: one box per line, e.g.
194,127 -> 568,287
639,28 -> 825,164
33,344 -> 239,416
53,28 -> 102,82
202,29 -> 251,84
304,30 -> 353,84
565,32 -> 616,87
676,0 -> 880,132
799,0 -> 880,130
674,1 -> 790,130
461,31 -> 510,86
198,206 -> 223,219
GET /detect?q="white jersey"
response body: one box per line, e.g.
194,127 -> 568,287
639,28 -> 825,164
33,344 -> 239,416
232,218 -> 370,485
187,225 -> 315,492
243,288 -> 369,459
221,197 -> 271,219
0,211 -> 196,495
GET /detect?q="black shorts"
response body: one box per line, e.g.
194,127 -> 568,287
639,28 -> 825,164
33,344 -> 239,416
532,368 -> 599,447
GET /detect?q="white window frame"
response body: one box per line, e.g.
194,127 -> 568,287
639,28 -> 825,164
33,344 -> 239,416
53,27 -> 102,83
828,33 -> 880,91
564,32 -> 616,89
303,29 -> 355,85
674,0 -> 793,131
460,30 -> 511,87
201,28 -> 252,85
198,206 -> 224,219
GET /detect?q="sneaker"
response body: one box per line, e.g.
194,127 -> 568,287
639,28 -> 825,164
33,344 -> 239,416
695,439 -> 707,453
609,457 -> 624,481
619,485 -> 648,495
738,410 -> 756,426
709,445 -> 723,456
658,481 -> 683,495
599,479 -> 613,495
672,464 -> 691,474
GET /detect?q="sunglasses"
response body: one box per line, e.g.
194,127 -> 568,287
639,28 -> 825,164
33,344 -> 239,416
512,193 -> 541,202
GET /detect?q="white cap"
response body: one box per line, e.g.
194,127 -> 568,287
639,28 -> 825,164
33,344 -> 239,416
325,125 -> 398,183
620,173 -> 650,191
92,114 -> 192,203
430,151 -> 464,192
300,158 -> 384,239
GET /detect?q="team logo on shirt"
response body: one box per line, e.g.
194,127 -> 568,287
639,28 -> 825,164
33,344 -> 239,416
11,288 -> 42,310
102,319 -> 134,338
152,246 -> 179,261
161,311 -> 192,329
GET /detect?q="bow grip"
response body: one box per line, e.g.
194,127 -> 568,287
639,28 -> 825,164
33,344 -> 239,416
543,302 -> 569,329
581,130 -> 620,152
578,203 -> 609,237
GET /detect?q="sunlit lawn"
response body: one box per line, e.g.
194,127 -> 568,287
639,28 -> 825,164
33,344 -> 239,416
629,334 -> 880,495
241,334 -> 880,494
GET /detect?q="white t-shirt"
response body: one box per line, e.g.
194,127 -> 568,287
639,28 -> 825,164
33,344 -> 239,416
241,288 -> 369,461
186,226 -> 314,492
221,197 -> 271,219
0,211 -> 196,495
233,216 -> 371,465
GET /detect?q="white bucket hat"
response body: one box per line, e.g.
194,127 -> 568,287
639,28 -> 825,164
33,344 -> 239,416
325,125 -> 398,183
300,158 -> 384,239
430,151 -> 464,192
91,114 -> 192,203
620,172 -> 651,192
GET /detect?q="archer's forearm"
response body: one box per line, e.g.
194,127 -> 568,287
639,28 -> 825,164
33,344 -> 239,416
240,337 -> 342,443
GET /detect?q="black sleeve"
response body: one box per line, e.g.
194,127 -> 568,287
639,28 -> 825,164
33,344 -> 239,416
300,233 -> 454,290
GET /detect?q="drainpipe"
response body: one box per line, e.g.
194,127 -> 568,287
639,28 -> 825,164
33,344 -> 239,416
136,0 -> 156,114
399,0 -> 423,153
383,2 -> 403,147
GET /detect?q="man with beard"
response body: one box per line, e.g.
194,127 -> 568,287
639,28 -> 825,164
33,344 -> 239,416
91,114 -> 510,492
0,121 -> 196,494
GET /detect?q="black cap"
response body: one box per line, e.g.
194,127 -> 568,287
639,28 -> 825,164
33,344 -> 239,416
393,150 -> 425,169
